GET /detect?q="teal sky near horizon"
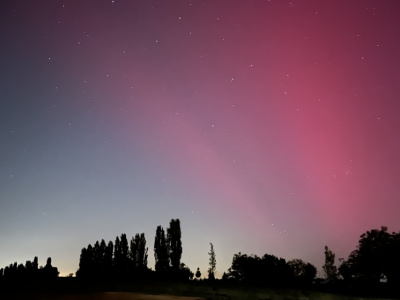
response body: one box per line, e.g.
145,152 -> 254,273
1,0 -> 400,277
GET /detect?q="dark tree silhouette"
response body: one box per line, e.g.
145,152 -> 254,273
98,239 -> 107,274
33,256 -> 39,274
43,257 -> 59,279
104,240 -> 114,278
227,253 -> 254,282
195,267 -> 201,280
129,233 -> 148,276
227,252 -> 292,286
221,272 -> 229,281
82,239 -> 108,279
80,246 -> 89,278
303,262 -> 317,282
167,219 -> 182,272
338,256 -> 353,282
0,256 -> 59,283
338,226 -> 400,285
17,263 -> 25,279
154,225 -> 169,274
179,263 -> 194,280
24,259 -> 37,279
111,234 -> 130,278
93,241 -> 101,276
76,233 -> 150,281
287,259 -> 317,284
386,231 -> 400,285
136,233 -> 148,270
355,226 -> 390,283
120,233 -> 130,277
4,263 -> 18,279
323,246 -> 337,281
208,242 -> 216,280
114,235 -> 122,276
87,244 -> 95,275
130,235 -> 138,270
136,233 -> 149,270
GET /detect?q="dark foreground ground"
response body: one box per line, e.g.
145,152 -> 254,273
1,292 -> 205,300
1,279 -> 399,300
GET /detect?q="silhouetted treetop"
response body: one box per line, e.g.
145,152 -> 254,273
167,219 -> 182,272
287,259 -> 316,284
208,242 -> 216,281
0,256 -> 58,282
154,225 -> 169,274
338,226 -> 400,285
227,252 -> 292,286
76,232 -> 149,280
323,245 -> 337,281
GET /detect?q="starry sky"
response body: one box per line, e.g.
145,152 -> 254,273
1,0 -> 400,277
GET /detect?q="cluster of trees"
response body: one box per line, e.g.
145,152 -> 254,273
76,218 -> 193,281
221,226 -> 400,289
2,219 -> 399,296
335,226 -> 400,285
76,232 -> 149,280
0,257 -> 59,281
223,252 -> 316,286
153,219 -> 192,279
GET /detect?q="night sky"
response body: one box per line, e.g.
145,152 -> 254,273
1,0 -> 400,277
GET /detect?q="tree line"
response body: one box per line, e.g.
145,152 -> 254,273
76,232 -> 148,280
222,226 -> 400,290
76,218 -> 193,281
75,217 -> 319,286
1,221 -> 399,295
222,252 -> 317,286
0,257 -> 59,281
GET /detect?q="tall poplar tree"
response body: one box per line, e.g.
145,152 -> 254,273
137,233 -> 148,270
208,242 -> 216,280
323,245 -> 337,280
114,236 -> 122,276
167,219 -> 182,271
130,233 -> 148,272
154,225 -> 169,273
104,240 -> 114,278
120,233 -> 129,275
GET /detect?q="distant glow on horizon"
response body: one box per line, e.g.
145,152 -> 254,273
1,1 -> 400,277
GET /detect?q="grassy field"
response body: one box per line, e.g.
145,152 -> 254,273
1,280 -> 398,300
0,292 -> 204,300
1,290 -> 396,300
